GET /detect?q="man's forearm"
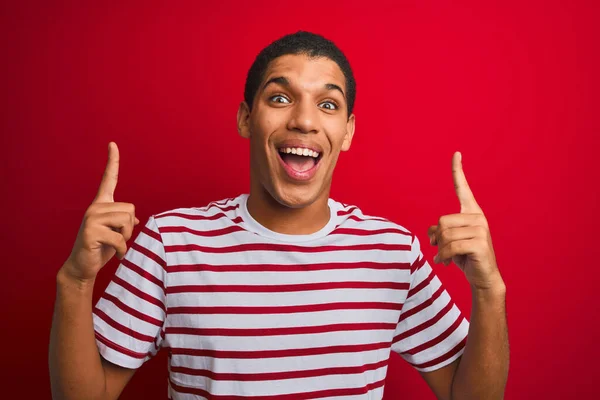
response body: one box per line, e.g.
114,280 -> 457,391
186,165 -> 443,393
451,283 -> 509,400
49,265 -> 107,400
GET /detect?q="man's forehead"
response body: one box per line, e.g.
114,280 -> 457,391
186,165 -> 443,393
262,54 -> 346,91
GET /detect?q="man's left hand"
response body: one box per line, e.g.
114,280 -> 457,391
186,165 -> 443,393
427,152 -> 503,291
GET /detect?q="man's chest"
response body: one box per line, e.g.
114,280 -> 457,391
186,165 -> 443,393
163,247 -> 411,348
160,241 -> 412,397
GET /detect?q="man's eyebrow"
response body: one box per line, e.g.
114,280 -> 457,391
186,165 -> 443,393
263,76 -> 346,99
325,83 -> 345,98
263,76 -> 290,90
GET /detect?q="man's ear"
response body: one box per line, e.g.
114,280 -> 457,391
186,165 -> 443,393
341,113 -> 356,152
237,101 -> 251,139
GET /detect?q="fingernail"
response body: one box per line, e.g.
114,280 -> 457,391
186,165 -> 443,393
433,254 -> 439,263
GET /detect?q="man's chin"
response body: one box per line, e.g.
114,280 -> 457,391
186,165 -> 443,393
270,184 -> 322,209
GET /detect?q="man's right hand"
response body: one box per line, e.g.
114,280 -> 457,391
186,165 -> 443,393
61,142 -> 140,283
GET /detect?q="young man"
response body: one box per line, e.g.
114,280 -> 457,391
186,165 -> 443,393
49,31 -> 508,399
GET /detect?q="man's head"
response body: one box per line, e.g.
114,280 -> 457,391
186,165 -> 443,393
237,31 -> 356,209
244,31 -> 356,116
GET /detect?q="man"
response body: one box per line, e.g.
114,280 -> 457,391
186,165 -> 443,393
49,31 -> 508,399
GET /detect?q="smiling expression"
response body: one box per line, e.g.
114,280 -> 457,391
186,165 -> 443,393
237,53 -> 356,209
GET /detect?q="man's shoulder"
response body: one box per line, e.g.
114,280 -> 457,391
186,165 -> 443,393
332,198 -> 415,240
150,194 -> 245,225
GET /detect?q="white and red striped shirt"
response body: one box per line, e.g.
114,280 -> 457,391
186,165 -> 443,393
93,194 -> 469,399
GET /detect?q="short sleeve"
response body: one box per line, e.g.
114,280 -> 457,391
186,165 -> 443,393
391,234 -> 469,372
92,215 -> 167,369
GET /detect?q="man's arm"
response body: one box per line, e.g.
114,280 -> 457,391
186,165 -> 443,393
419,152 -> 509,399
419,358 -> 460,400
419,284 -> 508,400
49,142 -> 141,400
452,284 -> 508,399
49,264 -> 136,400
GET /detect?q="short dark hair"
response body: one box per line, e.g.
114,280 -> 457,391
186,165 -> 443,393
244,31 -> 356,116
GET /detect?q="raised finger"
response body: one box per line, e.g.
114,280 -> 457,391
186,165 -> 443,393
95,142 -> 120,203
452,152 -> 482,213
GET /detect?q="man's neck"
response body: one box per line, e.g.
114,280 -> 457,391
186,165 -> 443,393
246,185 -> 331,235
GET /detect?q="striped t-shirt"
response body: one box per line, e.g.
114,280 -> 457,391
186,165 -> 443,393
93,194 -> 469,399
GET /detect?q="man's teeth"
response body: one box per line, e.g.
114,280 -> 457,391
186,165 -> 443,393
278,147 -> 320,158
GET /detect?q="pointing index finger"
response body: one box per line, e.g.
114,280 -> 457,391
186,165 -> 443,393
452,151 -> 481,213
94,142 -> 119,203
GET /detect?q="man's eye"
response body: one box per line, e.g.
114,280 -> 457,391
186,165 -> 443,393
319,101 -> 337,110
270,95 -> 290,104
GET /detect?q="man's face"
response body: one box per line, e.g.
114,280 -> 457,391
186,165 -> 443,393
237,54 -> 355,208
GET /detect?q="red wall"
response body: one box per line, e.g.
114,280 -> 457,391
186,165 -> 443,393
2,1 -> 599,398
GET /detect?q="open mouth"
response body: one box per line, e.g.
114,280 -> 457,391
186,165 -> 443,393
277,146 -> 323,173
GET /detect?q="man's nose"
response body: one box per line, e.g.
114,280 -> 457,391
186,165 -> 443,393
287,99 -> 319,134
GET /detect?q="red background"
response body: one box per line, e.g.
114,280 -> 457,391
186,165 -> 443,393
2,1 -> 599,398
